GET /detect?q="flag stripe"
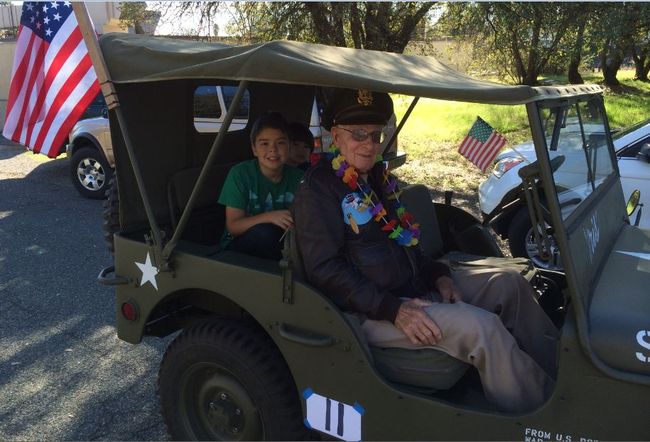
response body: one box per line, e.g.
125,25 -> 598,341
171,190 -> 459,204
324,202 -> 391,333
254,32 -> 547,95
5,27 -> 34,119
457,117 -> 507,173
25,27 -> 83,147
12,36 -> 44,143
2,2 -> 99,158
475,132 -> 501,168
34,54 -> 94,152
47,79 -> 100,156
27,31 -> 86,148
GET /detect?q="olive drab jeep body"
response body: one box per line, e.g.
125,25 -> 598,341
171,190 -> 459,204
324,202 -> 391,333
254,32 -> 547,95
92,32 -> 650,440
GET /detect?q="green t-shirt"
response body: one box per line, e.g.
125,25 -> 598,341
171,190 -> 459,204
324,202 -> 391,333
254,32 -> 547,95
218,159 -> 303,247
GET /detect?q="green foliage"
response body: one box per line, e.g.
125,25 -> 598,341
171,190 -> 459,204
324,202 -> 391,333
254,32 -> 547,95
219,2 -> 436,53
118,2 -> 158,34
437,3 -> 583,85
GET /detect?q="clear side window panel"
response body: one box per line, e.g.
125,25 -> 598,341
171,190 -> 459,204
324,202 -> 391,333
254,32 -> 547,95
193,85 -> 250,133
538,98 -> 615,220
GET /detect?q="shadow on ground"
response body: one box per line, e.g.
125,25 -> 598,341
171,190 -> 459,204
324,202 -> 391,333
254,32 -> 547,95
0,154 -> 170,440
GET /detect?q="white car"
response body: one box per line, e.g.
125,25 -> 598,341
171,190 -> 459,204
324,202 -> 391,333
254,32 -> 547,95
479,118 -> 650,268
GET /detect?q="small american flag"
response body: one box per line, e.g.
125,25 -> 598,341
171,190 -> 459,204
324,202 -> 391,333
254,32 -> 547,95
2,1 -> 100,158
458,117 -> 507,173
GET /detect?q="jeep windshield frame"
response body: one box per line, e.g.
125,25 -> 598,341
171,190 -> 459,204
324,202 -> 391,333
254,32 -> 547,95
526,96 -> 650,386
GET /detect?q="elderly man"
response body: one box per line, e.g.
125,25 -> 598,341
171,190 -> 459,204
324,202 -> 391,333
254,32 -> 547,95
292,88 -> 559,413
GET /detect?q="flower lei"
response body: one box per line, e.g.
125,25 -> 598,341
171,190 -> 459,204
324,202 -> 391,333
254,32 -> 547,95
327,149 -> 420,247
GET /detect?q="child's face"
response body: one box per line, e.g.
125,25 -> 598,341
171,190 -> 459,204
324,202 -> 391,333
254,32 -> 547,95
288,140 -> 311,166
252,127 -> 289,174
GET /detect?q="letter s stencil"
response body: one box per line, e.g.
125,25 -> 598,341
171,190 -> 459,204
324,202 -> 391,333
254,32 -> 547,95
636,330 -> 650,363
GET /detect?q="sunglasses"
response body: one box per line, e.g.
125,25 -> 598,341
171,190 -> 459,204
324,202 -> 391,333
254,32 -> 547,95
338,127 -> 385,144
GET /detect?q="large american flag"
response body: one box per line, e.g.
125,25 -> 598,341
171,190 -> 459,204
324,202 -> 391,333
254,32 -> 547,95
458,117 -> 507,173
2,1 -> 100,157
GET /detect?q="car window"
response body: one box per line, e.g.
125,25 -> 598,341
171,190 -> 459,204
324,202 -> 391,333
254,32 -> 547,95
193,85 -> 250,133
221,86 -> 250,120
194,86 -> 222,119
538,97 -> 615,220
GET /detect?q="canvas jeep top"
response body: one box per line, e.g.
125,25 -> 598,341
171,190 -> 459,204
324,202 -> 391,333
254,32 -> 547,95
92,31 -> 650,441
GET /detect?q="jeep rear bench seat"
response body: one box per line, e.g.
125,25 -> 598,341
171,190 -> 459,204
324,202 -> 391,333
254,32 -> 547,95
167,163 -> 235,248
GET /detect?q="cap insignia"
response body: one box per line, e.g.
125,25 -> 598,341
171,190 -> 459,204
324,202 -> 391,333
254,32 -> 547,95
357,89 -> 373,106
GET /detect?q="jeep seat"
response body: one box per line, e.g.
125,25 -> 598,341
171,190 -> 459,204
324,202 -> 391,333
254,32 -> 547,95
285,230 -> 470,391
167,163 -> 235,246
400,184 -> 537,281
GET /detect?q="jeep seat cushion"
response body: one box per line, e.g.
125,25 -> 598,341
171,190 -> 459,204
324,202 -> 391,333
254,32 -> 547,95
370,346 -> 469,390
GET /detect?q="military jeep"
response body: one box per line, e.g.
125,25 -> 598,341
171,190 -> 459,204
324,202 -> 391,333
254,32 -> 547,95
94,33 -> 650,440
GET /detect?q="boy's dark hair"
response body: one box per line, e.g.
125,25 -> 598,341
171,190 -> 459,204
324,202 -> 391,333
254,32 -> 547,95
288,122 -> 315,152
250,112 -> 289,145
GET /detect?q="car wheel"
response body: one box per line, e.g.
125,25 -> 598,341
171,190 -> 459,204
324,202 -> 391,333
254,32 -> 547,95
158,319 -> 309,441
70,145 -> 113,199
102,177 -> 119,255
507,207 -> 562,270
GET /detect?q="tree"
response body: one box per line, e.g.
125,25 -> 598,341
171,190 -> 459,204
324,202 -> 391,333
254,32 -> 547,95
200,2 -> 436,53
437,3 -> 585,85
118,2 -> 159,35
630,3 -> 650,82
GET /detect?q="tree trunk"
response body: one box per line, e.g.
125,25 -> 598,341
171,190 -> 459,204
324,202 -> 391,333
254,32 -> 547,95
632,47 -> 650,82
601,49 -> 622,87
567,13 -> 587,84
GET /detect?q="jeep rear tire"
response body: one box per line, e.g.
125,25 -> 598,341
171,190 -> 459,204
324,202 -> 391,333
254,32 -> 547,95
158,319 -> 308,441
70,145 -> 113,199
102,177 -> 119,255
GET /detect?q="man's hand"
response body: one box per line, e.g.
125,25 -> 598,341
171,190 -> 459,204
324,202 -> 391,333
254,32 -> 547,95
435,276 -> 462,304
394,298 -> 442,346
262,210 -> 293,230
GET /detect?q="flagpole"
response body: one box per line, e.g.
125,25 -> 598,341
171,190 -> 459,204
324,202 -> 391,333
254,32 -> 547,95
72,2 -> 166,266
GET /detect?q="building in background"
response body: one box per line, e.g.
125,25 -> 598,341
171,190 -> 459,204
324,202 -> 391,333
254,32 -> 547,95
0,2 -> 124,132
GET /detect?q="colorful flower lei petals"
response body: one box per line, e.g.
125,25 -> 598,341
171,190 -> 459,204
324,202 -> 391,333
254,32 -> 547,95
385,178 -> 398,193
382,219 -> 397,231
388,225 -> 404,239
400,211 -> 414,227
369,202 -> 384,217
329,148 -> 420,247
387,190 -> 402,200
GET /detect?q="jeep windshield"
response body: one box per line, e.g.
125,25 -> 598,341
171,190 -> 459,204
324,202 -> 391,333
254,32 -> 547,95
538,97 -> 615,221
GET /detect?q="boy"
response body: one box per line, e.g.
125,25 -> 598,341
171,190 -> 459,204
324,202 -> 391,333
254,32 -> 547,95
287,121 -> 315,171
218,112 -> 303,260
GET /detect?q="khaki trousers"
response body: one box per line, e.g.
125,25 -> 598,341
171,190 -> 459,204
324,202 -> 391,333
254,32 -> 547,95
361,267 -> 560,413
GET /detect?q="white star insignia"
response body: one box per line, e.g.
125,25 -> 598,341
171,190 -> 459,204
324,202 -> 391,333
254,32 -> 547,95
51,2 -> 58,8
44,17 -> 50,25
26,3 -> 34,11
617,251 -> 650,261
45,28 -> 52,37
53,12 -> 61,21
135,252 -> 159,290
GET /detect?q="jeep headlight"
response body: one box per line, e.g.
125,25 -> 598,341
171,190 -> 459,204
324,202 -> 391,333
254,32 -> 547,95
492,157 -> 524,178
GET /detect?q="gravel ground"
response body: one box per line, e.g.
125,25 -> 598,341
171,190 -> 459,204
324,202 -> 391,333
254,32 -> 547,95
0,137 -> 169,440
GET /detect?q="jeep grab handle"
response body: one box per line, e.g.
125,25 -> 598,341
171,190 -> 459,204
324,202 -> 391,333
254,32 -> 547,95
97,265 -> 130,286
278,323 -> 334,347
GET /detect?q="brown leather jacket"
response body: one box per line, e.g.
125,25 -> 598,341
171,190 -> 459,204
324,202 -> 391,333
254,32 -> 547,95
293,161 -> 450,323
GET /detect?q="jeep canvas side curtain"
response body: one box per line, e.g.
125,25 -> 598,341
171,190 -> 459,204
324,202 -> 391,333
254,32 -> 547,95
2,1 -> 100,158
